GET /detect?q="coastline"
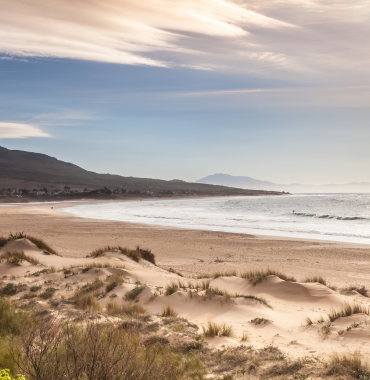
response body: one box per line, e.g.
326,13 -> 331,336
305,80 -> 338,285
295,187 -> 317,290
1,199 -> 370,288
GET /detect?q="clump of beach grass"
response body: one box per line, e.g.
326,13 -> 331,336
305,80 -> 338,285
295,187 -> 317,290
341,285 -> 370,297
302,276 -> 327,286
236,294 -> 272,309
162,305 -> 178,317
240,268 -> 296,286
202,320 -> 234,338
0,251 -> 41,266
124,285 -> 145,301
328,302 -> 370,322
88,245 -> 156,264
165,282 -> 179,296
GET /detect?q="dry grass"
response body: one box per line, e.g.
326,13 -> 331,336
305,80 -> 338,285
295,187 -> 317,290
240,268 -> 296,285
302,276 -> 327,286
81,262 -> 127,271
88,245 -> 156,264
237,294 -> 272,309
124,286 -> 146,301
341,285 -> 370,297
327,351 -> 370,378
305,317 -> 313,326
0,251 -> 41,266
162,305 -> 178,317
74,293 -> 102,311
193,271 -> 237,279
202,320 -> 234,338
165,281 -> 179,296
328,302 -> 370,322
121,302 -> 147,316
7,232 -> 59,255
105,274 -> 124,293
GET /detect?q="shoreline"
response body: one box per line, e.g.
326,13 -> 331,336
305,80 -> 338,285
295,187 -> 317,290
1,197 -> 370,247
1,199 -> 370,288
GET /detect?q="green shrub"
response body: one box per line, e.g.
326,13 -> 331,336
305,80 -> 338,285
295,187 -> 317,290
0,369 -> 25,380
0,298 -> 31,336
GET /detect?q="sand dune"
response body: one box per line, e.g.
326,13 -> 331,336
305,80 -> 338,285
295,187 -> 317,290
2,238 -> 370,363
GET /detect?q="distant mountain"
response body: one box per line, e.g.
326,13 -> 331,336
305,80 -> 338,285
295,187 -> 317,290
196,173 -> 370,193
0,147 -> 284,196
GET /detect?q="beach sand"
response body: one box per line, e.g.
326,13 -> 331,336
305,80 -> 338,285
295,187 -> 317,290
1,200 -> 370,286
2,200 -> 370,363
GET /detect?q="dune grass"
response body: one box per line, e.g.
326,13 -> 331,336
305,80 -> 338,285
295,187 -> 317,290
240,268 -> 296,286
0,298 -> 31,336
302,276 -> 327,286
328,302 -> 370,322
327,351 -> 370,378
88,245 -> 156,264
7,232 -> 59,256
162,305 -> 178,317
105,274 -> 124,293
165,281 -> 179,296
0,250 -> 41,266
74,293 -> 102,311
202,320 -> 234,338
193,270 -> 237,279
125,285 -> 146,301
237,294 -> 272,309
341,285 -> 370,297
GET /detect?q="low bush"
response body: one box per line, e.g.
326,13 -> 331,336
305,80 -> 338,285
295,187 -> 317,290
39,287 -> 57,300
0,298 -> 31,336
9,319 -> 206,380
0,283 -> 27,297
327,351 -> 370,378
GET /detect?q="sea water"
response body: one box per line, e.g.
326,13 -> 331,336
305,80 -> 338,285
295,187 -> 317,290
61,194 -> 370,244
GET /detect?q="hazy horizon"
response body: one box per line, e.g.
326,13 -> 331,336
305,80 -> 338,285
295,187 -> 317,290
1,0 -> 370,185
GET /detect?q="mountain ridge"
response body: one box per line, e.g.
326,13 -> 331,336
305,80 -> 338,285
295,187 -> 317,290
0,147 -> 284,196
196,173 -> 370,193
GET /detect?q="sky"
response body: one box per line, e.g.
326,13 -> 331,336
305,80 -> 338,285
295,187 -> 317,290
0,0 -> 370,185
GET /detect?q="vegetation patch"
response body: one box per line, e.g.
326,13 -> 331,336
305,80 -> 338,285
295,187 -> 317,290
165,282 -> 179,296
202,321 -> 234,338
0,283 -> 27,297
327,351 -> 370,379
39,287 -> 57,299
162,305 -> 178,318
241,268 -> 296,285
0,251 -> 40,266
328,302 -> 370,322
125,285 -> 146,301
236,294 -> 272,308
302,276 -> 327,286
88,245 -> 156,264
250,318 -> 272,325
7,232 -> 59,256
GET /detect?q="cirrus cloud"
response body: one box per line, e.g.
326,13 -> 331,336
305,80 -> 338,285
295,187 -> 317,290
0,123 -> 51,139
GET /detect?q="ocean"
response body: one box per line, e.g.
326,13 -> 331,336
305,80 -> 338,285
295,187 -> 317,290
61,194 -> 370,244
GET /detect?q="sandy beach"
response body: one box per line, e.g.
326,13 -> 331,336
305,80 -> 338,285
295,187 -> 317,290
1,199 -> 370,287
3,199 -> 370,371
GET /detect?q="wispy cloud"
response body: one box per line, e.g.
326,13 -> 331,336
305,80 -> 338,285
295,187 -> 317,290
0,0 -> 290,67
0,123 -> 51,139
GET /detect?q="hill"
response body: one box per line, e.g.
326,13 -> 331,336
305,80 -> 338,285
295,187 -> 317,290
196,173 -> 370,193
0,147 -> 284,196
